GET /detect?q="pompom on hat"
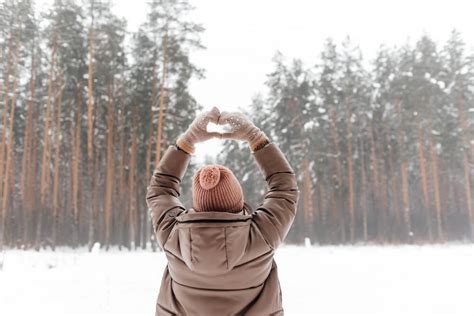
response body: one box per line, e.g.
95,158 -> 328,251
192,165 -> 244,212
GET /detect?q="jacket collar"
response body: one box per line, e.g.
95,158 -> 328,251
176,202 -> 253,223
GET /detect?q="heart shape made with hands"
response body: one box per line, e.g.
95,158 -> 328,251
206,121 -> 233,135
199,107 -> 249,140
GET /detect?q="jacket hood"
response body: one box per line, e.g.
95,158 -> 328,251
165,204 -> 254,275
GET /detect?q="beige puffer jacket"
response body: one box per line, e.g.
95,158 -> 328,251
146,142 -> 299,315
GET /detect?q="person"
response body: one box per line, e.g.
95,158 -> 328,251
146,106 -> 299,315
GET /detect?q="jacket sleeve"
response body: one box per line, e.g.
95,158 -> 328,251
252,143 -> 300,249
145,145 -> 191,249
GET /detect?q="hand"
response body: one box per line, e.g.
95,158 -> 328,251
218,111 -> 268,150
176,106 -> 221,154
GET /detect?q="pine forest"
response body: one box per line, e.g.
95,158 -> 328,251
0,0 -> 473,250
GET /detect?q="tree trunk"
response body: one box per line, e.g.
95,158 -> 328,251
346,101 -> 355,243
52,77 -> 64,249
104,85 -> 114,250
360,139 -> 368,242
416,119 -> 433,241
27,125 -> 39,247
456,94 -> 473,239
1,34 -> 21,249
87,25 -> 95,251
37,29 -> 58,250
143,62 -> 159,250
316,180 -> 325,244
21,46 -> 37,247
0,29 -> 15,214
129,106 -> 138,249
155,33 -> 168,166
397,101 -> 412,242
301,158 -> 314,241
71,84 -> 82,247
329,107 -> 345,243
369,121 -> 384,242
117,98 -> 127,250
0,30 -> 17,250
428,124 -> 443,241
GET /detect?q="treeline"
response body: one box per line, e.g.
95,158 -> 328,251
218,33 -> 474,245
0,0 -> 204,250
1,1 -> 473,250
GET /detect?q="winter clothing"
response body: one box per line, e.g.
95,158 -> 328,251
218,111 -> 269,151
146,142 -> 299,315
176,107 -> 221,154
192,165 -> 244,213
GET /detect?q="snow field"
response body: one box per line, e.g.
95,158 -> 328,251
1,244 -> 473,316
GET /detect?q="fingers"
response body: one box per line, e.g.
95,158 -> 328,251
220,132 -> 237,139
218,111 -> 233,124
219,111 -> 248,125
207,106 -> 220,123
210,106 -> 220,114
207,131 -> 222,139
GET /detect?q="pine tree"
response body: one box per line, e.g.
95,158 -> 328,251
372,45 -> 402,242
314,39 -> 345,243
337,37 -> 372,243
265,53 -> 314,243
130,0 -> 204,249
44,0 -> 88,247
440,30 -> 474,240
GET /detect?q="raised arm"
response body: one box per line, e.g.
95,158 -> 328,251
146,107 -> 220,248
219,111 -> 300,249
146,145 -> 190,248
252,142 -> 299,249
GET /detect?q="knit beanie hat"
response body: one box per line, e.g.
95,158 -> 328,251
192,165 -> 244,212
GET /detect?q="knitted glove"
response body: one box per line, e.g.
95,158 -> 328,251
218,111 -> 269,151
176,106 -> 221,154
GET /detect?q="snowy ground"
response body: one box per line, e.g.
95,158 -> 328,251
1,244 -> 473,316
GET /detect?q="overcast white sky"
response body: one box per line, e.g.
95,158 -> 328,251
114,0 -> 474,110
110,0 -> 474,159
